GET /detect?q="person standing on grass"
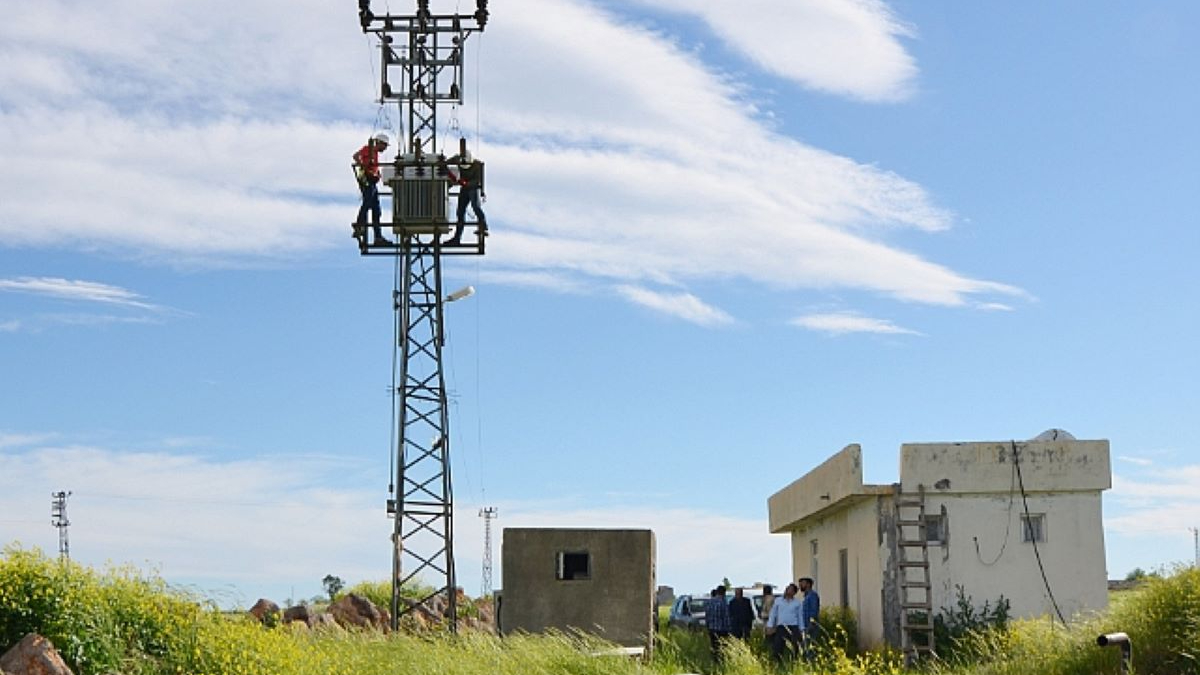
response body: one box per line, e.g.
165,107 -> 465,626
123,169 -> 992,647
766,583 -> 802,663
704,586 -> 732,664
729,587 -> 755,640
759,584 -> 776,650
799,577 -> 822,660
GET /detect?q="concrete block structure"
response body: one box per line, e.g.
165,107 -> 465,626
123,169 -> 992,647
499,528 -> 656,649
768,435 -> 1111,649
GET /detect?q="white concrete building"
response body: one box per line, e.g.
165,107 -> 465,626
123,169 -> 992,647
767,434 -> 1111,649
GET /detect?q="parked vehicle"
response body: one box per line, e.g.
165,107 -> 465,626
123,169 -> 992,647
667,594 -> 709,630
668,589 -> 772,631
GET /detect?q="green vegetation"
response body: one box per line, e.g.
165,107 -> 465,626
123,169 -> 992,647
2,544 -> 1199,675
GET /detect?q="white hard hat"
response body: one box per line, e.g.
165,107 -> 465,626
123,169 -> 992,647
459,149 -> 472,164
372,131 -> 391,146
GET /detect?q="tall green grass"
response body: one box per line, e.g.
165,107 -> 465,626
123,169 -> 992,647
3,545 -> 1198,675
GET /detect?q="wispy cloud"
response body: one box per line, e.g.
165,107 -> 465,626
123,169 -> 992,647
790,311 -> 920,336
1117,455 -> 1154,467
633,0 -> 918,102
0,432 -> 56,449
0,319 -> 20,332
0,277 -> 159,310
1107,466 -> 1200,535
473,269 -> 591,295
976,302 -> 1015,312
617,285 -> 735,327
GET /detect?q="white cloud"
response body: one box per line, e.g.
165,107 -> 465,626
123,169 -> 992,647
472,270 -> 592,295
790,311 -> 919,335
633,0 -> 919,102
0,432 -> 57,449
0,319 -> 20,332
0,277 -> 159,310
976,302 -> 1015,312
1117,455 -> 1154,467
0,440 -> 389,603
1106,467 -> 1200,536
617,285 -> 735,327
0,0 -> 1023,312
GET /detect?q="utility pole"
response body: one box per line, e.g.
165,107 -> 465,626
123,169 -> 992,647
1190,527 -> 1198,568
356,0 -> 490,633
50,491 -> 71,561
479,506 -> 497,599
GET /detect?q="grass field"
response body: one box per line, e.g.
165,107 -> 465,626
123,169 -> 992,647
2,545 -> 1198,675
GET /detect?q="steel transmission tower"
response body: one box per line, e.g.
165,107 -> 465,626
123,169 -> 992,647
356,0 -> 489,632
50,491 -> 71,561
479,506 -> 497,598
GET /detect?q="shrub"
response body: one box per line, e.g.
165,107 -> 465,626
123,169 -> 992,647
0,545 -> 204,675
931,585 -> 1010,661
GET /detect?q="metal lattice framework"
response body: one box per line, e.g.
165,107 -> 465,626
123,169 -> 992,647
357,0 -> 488,632
479,506 -> 497,598
51,491 -> 71,561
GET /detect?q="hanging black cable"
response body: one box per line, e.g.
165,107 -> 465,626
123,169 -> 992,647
1012,440 -> 1067,624
975,454 -> 1017,566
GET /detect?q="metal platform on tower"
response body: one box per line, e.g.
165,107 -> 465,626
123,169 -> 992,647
351,155 -> 488,256
354,0 -> 489,633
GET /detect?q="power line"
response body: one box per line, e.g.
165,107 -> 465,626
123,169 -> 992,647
1011,441 -> 1066,624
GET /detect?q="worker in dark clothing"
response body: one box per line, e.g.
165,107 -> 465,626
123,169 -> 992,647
704,586 -> 732,664
353,131 -> 393,246
443,148 -> 487,245
729,587 -> 755,640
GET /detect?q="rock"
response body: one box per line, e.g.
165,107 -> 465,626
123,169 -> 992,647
310,612 -> 340,630
282,604 -> 310,625
328,593 -> 387,631
0,633 -> 74,675
248,598 -> 280,624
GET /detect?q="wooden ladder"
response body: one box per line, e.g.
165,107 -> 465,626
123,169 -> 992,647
895,485 -> 936,664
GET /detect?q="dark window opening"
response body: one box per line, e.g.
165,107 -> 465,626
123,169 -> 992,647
925,515 -> 945,544
1021,514 -> 1046,543
556,550 -> 590,580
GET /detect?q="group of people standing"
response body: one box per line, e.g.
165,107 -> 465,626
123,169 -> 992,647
704,578 -> 821,664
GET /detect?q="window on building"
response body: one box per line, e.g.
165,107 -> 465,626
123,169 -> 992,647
838,548 -> 849,608
810,539 -> 819,582
1021,514 -> 1046,543
556,550 -> 591,580
925,514 -> 945,545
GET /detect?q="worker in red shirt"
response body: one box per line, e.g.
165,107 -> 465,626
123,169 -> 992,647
353,132 -> 393,246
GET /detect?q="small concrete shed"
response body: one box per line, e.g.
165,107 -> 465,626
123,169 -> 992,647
499,528 -> 656,649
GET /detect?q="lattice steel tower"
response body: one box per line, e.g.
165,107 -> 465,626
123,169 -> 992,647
50,491 -> 71,561
479,506 -> 497,598
356,0 -> 489,632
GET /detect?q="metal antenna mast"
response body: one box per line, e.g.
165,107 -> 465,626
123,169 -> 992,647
356,0 -> 489,632
479,506 -> 497,598
50,491 -> 71,561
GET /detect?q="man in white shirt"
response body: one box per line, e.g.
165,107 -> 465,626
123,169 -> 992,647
765,582 -> 803,662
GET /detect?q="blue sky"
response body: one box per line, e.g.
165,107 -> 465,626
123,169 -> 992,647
2,0 -> 1198,607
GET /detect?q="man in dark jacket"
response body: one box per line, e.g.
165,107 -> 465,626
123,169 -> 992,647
704,586 -> 732,664
729,587 -> 755,639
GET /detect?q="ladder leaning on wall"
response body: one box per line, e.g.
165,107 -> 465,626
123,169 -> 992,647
895,484 -> 936,663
